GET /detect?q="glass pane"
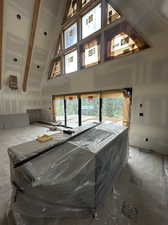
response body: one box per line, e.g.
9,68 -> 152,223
67,0 -> 78,18
107,4 -> 120,24
82,4 -> 101,39
64,23 -> 77,49
66,96 -> 79,128
109,33 -> 138,57
50,60 -> 61,78
81,94 -> 99,125
83,40 -> 100,68
54,98 -> 65,125
82,0 -> 92,7
102,95 -> 124,125
65,50 -> 78,74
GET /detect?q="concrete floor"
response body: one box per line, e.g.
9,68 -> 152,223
0,125 -> 168,225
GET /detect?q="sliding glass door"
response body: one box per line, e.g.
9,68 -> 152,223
81,94 -> 100,125
102,91 -> 125,125
54,97 -> 65,125
65,95 -> 79,128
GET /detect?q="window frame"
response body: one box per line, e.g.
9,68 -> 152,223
63,0 -> 80,22
49,0 -> 149,79
52,88 -> 132,128
64,48 -> 78,74
81,2 -> 102,40
106,2 -> 121,25
49,57 -> 62,79
104,21 -> 149,61
80,36 -> 101,69
81,93 -> 101,125
64,22 -> 78,50
65,95 -> 80,128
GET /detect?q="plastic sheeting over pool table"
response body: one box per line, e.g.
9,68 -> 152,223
8,123 -> 128,225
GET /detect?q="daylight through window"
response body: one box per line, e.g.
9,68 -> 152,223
82,4 -> 101,39
49,0 -> 149,79
102,92 -> 124,125
81,94 -> 100,125
66,0 -> 78,19
65,50 -> 78,74
50,60 -> 61,78
82,39 -> 100,68
53,90 -> 131,128
54,97 -> 65,125
82,0 -> 92,7
108,33 -> 139,58
107,4 -> 120,24
64,23 -> 77,49
66,96 -> 79,128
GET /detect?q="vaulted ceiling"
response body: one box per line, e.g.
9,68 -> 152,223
0,0 -> 66,93
0,0 -> 168,94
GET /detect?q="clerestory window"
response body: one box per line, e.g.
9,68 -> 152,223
82,3 -> 101,39
49,0 -> 149,79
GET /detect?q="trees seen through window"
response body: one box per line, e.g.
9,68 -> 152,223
53,90 -> 130,127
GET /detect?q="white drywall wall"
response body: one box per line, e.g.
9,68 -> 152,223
0,89 -> 43,114
41,0 -> 168,154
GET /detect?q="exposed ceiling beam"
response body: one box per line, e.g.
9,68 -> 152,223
0,0 -> 4,90
23,0 -> 41,92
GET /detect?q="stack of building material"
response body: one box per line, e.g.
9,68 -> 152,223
0,114 -> 29,129
8,123 -> 128,225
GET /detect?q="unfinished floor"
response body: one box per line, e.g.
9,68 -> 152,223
0,125 -> 168,225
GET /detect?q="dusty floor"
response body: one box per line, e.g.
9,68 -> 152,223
0,125 -> 168,225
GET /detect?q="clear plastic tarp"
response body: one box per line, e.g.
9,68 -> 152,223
8,123 -> 128,225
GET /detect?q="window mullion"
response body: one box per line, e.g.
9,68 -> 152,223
64,97 -> 67,127
77,18 -> 82,70
100,0 -> 106,64
100,32 -> 105,63
99,95 -> 102,122
101,0 -> 107,28
78,96 -> 82,126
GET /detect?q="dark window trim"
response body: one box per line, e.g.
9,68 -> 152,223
64,97 -> 67,126
53,88 -> 132,128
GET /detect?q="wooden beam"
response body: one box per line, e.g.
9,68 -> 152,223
23,0 -> 41,92
0,0 -> 4,89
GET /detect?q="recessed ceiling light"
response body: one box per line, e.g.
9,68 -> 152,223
13,58 -> 18,62
16,14 -> 21,20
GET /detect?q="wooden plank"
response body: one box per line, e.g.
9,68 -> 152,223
23,0 -> 41,92
0,0 -> 4,89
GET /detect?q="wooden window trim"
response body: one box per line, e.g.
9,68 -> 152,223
63,0 -> 100,28
49,0 -> 149,80
80,36 -> 101,69
54,34 -> 62,57
48,57 -> 62,79
105,21 -> 149,61
63,0 -> 79,23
